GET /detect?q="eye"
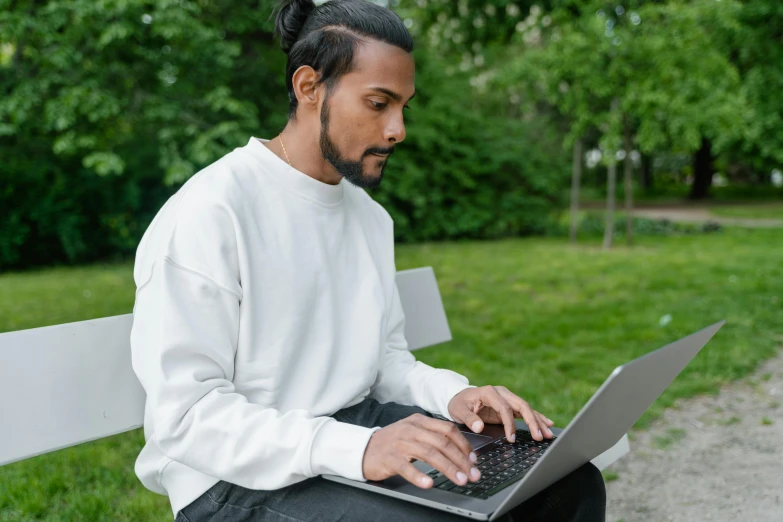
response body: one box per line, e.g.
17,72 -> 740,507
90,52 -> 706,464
371,101 -> 387,110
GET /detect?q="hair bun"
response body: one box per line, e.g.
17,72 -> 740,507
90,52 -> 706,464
275,0 -> 317,53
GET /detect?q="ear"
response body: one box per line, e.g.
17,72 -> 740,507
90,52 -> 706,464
291,65 -> 323,115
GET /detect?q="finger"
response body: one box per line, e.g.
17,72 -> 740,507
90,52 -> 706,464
533,410 -> 552,438
519,403 -> 544,441
396,459 -> 435,489
483,387 -> 517,442
452,400 -> 485,434
413,415 -> 474,459
400,438 -> 472,487
416,426 -> 480,483
499,391 -> 543,441
533,410 -> 554,438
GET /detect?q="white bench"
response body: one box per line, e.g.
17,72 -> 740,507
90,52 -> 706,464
0,266 -> 629,472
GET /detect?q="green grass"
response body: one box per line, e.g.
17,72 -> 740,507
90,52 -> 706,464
708,203 -> 783,220
601,470 -> 620,482
1,228 -> 783,519
0,263 -> 136,333
653,428 -> 687,449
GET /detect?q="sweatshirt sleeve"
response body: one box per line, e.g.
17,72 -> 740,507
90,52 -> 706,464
368,277 -> 476,422
131,194 -> 379,491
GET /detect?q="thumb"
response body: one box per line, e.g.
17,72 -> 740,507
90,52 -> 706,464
454,404 -> 485,433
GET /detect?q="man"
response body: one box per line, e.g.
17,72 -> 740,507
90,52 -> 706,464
130,1 -> 606,520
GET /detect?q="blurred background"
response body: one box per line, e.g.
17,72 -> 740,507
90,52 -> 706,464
1,0 -> 781,520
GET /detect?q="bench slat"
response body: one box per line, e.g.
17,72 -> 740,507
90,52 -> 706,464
0,315 -> 145,466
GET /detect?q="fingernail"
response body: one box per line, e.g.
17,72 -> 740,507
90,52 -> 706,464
456,471 -> 467,484
538,429 -> 542,438
469,451 -> 477,463
509,433 -> 515,442
420,476 -> 431,487
472,421 -> 482,432
470,467 -> 481,480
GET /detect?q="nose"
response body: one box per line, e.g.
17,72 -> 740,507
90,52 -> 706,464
384,110 -> 406,145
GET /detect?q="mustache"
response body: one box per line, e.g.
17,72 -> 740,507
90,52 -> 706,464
364,146 -> 395,157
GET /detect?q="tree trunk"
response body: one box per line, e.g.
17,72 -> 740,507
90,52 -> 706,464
569,139 -> 583,244
689,137 -> 714,200
641,153 -> 654,191
603,98 -> 619,250
623,115 -> 634,246
603,160 -> 617,250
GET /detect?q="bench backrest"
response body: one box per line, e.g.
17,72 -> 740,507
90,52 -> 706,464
0,266 -> 451,467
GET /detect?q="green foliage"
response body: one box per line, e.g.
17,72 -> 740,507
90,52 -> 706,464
2,0 -> 782,268
0,0 -> 288,269
0,0 -> 570,269
0,0 -> 277,180
0,134 -> 174,267
405,0 -> 783,197
3,229 -> 783,518
372,52 -> 569,243
498,0 -> 747,156
397,0 -> 546,54
731,1 -> 783,172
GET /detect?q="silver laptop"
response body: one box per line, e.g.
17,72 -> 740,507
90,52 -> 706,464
323,320 -> 725,520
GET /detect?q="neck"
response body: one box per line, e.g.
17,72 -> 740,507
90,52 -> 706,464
265,121 -> 342,185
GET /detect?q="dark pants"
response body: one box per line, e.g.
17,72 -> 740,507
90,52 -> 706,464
176,398 -> 606,521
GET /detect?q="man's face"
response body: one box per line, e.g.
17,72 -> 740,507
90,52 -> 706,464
318,39 -> 415,189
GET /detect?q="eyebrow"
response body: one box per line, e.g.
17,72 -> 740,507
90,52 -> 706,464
369,87 -> 416,103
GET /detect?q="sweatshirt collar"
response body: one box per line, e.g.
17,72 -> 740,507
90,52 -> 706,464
244,137 -> 344,206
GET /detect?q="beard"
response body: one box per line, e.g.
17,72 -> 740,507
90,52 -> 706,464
319,98 -> 394,190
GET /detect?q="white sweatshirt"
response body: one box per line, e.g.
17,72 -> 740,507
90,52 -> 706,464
130,137 -> 474,517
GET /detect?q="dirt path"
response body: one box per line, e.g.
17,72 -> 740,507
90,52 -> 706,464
629,208 -> 783,228
605,348 -> 783,521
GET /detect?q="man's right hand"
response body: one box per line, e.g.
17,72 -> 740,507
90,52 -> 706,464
361,413 -> 482,488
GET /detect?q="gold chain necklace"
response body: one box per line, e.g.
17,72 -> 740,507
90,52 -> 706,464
278,135 -> 292,167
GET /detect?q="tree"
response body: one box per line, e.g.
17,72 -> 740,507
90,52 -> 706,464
569,138 -> 582,243
0,0 -> 572,268
726,0 -> 783,180
496,0 -> 748,207
0,0 -> 295,267
0,0 -> 283,184
623,111 -> 634,244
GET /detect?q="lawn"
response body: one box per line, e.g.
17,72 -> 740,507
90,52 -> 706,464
708,203 -> 783,220
1,228 -> 782,520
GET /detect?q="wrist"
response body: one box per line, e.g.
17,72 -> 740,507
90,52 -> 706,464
361,427 -> 382,480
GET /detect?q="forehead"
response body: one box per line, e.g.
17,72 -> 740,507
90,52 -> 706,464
338,39 -> 415,96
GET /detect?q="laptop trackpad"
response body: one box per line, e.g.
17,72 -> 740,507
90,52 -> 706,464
460,431 -> 495,450
406,431 -> 497,478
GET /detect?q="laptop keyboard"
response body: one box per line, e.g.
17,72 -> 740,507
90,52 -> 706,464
425,428 -> 554,500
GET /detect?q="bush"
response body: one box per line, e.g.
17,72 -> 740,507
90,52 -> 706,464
1,17 -> 569,269
371,53 -> 570,243
547,211 -> 724,238
0,135 -> 174,269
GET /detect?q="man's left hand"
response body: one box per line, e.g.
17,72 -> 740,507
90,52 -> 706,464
447,385 -> 555,442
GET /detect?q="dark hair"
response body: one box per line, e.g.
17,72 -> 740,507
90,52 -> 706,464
273,0 -> 414,119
